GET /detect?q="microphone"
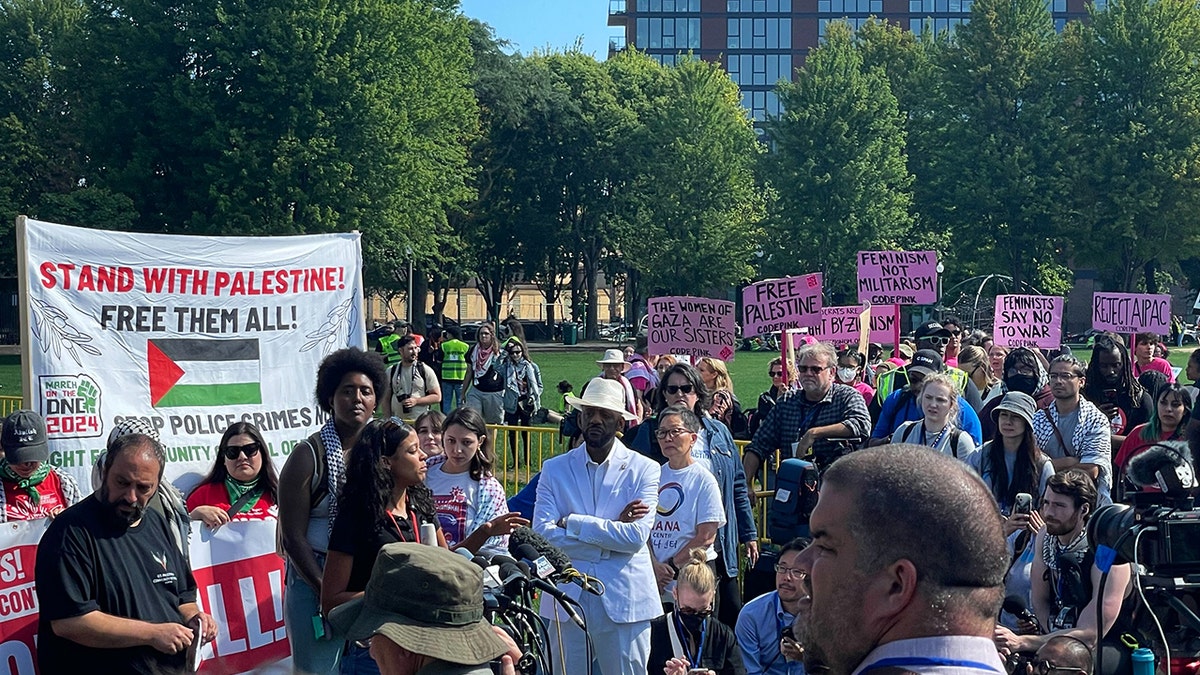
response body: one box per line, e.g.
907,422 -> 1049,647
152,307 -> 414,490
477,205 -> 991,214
510,527 -> 604,595
496,554 -> 588,631
1002,594 -> 1042,633
510,527 -> 573,571
513,543 -> 556,579
1127,441 -> 1197,495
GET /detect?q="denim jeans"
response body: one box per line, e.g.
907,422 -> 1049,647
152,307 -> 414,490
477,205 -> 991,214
441,381 -> 464,413
285,555 -> 342,675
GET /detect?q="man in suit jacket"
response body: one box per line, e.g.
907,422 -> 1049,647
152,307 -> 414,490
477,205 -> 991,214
534,376 -> 663,675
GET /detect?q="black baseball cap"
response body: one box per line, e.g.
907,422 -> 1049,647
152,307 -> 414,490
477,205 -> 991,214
915,321 -> 952,341
908,349 -> 944,377
2,410 -> 49,464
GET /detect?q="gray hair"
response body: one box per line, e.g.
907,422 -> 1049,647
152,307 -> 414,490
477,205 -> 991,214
795,341 -> 837,369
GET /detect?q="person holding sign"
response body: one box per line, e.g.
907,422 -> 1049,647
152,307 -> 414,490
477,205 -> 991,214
743,342 -> 871,479
1080,335 -> 1153,453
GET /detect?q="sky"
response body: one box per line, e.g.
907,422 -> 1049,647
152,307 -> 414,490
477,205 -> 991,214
458,0 -> 613,59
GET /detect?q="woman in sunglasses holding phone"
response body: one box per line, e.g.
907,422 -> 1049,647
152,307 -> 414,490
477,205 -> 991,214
187,422 -> 279,526
650,547 -> 747,675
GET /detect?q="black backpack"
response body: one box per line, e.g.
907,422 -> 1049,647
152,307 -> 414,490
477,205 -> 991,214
769,458 -> 820,544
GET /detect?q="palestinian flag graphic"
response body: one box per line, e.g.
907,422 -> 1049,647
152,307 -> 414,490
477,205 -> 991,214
148,338 -> 262,407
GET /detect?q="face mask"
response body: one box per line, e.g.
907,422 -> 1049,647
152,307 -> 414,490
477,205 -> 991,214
1007,374 -> 1039,395
836,367 -> 858,383
677,612 -> 706,634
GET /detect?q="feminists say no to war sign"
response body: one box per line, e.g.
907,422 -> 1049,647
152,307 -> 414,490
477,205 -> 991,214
993,295 -> 1063,349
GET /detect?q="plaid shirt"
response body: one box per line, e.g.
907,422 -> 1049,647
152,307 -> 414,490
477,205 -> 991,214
0,465 -> 83,523
746,382 -> 872,463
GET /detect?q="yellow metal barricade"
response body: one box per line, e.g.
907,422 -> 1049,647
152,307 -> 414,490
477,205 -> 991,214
735,439 -> 778,543
488,424 -> 573,497
0,396 -> 23,418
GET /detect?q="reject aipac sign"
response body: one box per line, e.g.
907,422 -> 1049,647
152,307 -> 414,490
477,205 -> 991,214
17,217 -> 366,489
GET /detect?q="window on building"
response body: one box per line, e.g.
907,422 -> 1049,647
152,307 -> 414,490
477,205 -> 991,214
640,16 -> 700,49
727,0 -> 793,10
728,17 -> 791,48
727,54 -> 792,85
639,0 -> 701,10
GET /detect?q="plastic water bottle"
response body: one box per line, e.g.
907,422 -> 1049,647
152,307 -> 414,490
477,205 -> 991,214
1131,647 -> 1155,675
420,522 -> 437,546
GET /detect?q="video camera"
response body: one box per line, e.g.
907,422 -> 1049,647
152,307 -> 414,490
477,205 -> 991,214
1088,441 -> 1200,577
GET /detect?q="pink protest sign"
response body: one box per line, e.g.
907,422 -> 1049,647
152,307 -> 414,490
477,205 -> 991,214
1092,293 -> 1172,334
856,251 -> 938,305
647,296 -> 737,361
817,305 -> 898,343
741,273 -> 823,337
993,295 -> 1063,349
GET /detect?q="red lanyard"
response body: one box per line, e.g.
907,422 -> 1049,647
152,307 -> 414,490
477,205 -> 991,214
388,509 -> 420,544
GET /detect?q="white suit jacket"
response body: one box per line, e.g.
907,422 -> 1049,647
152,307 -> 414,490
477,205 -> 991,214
533,439 -> 663,624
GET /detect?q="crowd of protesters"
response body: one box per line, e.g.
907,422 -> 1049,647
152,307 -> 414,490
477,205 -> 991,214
3,314 -> 1197,675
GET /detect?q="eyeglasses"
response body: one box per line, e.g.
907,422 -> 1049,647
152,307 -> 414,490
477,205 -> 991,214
655,427 -> 692,440
223,443 -> 261,460
775,564 -> 806,579
677,606 -> 713,618
769,370 -> 784,377
796,365 -> 829,375
949,330 -> 962,337
507,349 -> 521,355
665,384 -> 694,395
1033,661 -> 1087,675
1048,372 -> 1080,381
922,336 -> 951,347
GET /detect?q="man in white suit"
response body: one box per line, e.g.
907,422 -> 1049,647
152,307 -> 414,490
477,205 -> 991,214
534,376 -> 663,675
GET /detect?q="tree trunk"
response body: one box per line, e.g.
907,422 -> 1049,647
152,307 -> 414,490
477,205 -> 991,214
430,273 -> 449,326
586,258 -> 600,341
1144,259 -> 1158,294
412,271 -> 429,332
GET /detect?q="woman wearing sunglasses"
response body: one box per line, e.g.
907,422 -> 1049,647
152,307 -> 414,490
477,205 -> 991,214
322,418 -> 446,674
649,547 -> 746,675
187,422 -> 279,527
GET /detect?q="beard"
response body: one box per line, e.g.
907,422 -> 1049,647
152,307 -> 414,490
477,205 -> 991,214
1044,513 -> 1080,537
98,483 -> 147,528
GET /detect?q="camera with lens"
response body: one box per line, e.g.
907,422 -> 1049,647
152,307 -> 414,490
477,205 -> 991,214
1088,441 -> 1199,577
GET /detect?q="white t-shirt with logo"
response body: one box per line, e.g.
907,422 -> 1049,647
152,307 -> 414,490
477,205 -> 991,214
651,462 -> 725,566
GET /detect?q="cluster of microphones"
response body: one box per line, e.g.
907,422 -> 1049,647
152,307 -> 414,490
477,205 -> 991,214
453,527 -> 604,632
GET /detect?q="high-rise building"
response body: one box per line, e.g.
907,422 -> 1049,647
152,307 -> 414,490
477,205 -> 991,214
608,0 -> 1088,123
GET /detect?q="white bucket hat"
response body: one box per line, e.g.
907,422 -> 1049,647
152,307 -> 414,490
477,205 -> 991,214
596,348 -> 631,372
565,377 -> 639,422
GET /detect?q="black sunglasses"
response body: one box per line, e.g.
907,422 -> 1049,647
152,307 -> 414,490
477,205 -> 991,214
677,606 -> 713,618
665,384 -> 694,395
769,370 -> 784,377
223,443 -> 261,460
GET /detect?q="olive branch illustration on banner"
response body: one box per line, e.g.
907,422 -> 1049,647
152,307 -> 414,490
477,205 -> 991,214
30,297 -> 102,366
301,298 -> 357,355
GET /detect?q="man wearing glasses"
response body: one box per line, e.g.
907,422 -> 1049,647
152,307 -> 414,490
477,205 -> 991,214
1031,356 -> 1113,506
743,342 -> 871,481
735,538 -> 809,675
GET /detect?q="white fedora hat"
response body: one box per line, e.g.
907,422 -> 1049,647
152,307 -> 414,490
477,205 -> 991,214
565,377 -> 638,422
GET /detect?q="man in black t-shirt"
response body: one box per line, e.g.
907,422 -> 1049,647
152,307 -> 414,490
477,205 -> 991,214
1082,335 -> 1154,452
35,434 -> 216,675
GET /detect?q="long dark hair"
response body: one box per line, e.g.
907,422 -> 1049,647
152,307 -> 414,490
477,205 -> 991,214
442,406 -> 493,481
655,363 -> 711,416
192,422 -> 278,502
984,415 -> 1044,511
342,419 -> 434,534
1084,334 -> 1144,404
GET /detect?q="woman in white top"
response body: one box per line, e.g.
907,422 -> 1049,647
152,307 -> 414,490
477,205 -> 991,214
648,404 -> 726,601
891,373 -> 976,459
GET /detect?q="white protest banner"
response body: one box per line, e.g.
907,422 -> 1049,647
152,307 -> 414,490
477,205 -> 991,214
856,251 -> 938,305
1092,292 -> 1171,334
741,274 -> 823,337
190,520 -> 290,675
647,296 -> 737,361
17,218 -> 365,488
993,295 -> 1063,349
817,305 -> 898,344
0,519 -> 49,675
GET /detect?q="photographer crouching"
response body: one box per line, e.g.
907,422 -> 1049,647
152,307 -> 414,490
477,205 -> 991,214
329,543 -> 521,675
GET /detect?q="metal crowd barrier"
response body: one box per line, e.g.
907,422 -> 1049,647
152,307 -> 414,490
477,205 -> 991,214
0,395 -> 23,418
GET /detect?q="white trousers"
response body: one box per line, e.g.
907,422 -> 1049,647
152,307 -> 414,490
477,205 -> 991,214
545,592 -> 652,675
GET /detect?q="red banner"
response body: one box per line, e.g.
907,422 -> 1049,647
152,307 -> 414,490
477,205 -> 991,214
0,520 -> 50,675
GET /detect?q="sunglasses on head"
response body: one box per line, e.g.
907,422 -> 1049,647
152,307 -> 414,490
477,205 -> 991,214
665,384 -> 694,395
223,443 -> 260,460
